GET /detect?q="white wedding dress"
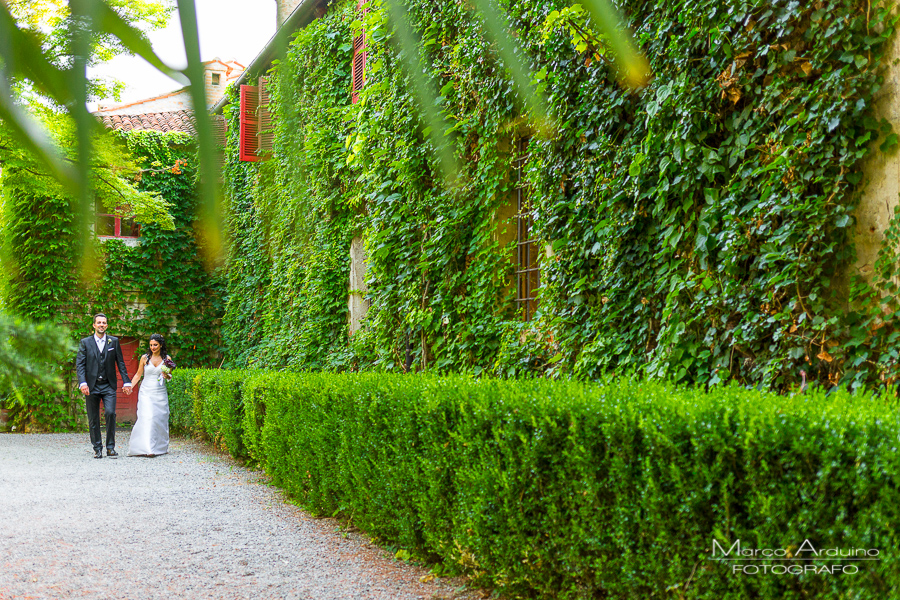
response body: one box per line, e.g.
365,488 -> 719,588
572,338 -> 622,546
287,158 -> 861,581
127,359 -> 169,456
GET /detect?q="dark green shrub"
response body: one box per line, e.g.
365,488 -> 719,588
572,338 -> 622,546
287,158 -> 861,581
167,368 -> 199,433
190,369 -> 247,458
240,370 -> 270,465
185,370 -> 900,598
169,368 -> 247,458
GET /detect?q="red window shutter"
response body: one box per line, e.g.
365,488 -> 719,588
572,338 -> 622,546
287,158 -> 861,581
239,84 -> 260,162
351,0 -> 369,104
257,76 -> 275,157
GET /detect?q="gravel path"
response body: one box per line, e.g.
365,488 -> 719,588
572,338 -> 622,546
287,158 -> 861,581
0,432 -> 484,600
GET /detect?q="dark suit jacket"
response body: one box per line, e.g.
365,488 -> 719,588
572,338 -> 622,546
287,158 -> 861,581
75,335 -> 131,390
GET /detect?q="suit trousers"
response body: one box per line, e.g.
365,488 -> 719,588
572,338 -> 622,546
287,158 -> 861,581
86,382 -> 117,451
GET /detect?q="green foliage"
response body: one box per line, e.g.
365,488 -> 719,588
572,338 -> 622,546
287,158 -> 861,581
4,0 -> 172,101
78,130 -> 224,368
190,368 -> 247,458
0,0 -> 180,204
530,0 -> 898,391
0,312 -> 74,390
0,109 -> 174,243
222,0 -> 521,374
0,161 -> 84,430
219,0 -> 900,390
171,368 -> 900,598
843,202 -> 900,390
541,4 -> 607,56
0,129 -> 222,428
165,366 -> 197,434
1,182 -> 79,321
0,311 -> 77,432
221,3 -> 359,370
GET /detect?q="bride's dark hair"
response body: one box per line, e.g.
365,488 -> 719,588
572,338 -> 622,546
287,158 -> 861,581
145,333 -> 169,361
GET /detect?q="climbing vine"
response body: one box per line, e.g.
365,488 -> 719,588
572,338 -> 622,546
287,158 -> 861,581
221,4 -> 358,369
527,0 -> 899,390
221,0 -> 898,391
78,130 -> 224,368
1,128 -> 223,429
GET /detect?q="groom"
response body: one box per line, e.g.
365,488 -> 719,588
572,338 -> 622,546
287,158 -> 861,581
75,313 -> 132,459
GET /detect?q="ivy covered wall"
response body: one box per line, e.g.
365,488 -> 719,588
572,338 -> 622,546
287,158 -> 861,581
80,131 -> 224,368
1,130 -> 222,428
221,0 -> 899,391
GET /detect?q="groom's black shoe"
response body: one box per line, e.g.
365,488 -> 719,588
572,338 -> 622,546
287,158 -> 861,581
94,449 -> 103,459
107,449 -> 118,459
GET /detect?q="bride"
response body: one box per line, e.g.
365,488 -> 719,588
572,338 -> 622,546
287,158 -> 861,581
127,334 -> 172,457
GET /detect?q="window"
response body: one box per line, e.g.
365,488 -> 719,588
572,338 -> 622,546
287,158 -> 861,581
212,115 -> 227,148
351,0 -> 369,104
239,84 -> 259,162
96,199 -> 140,238
212,115 -> 227,170
211,72 -> 221,86
257,76 -> 274,156
515,139 -> 539,320
239,80 -> 274,162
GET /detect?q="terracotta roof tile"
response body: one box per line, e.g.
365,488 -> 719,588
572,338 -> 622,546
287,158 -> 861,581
99,110 -> 200,136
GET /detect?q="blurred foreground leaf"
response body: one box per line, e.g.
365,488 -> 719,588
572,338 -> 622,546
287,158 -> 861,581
2,0 -> 648,257
0,312 -> 75,395
382,0 -> 650,182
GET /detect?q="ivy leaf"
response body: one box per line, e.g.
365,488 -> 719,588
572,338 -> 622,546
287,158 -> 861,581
880,133 -> 899,153
789,347 -> 805,360
629,153 -> 646,177
580,0 -> 651,87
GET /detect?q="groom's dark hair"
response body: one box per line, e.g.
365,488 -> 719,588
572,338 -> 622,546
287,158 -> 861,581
93,313 -> 107,323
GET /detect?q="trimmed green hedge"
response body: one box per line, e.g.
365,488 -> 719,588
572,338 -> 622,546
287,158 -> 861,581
167,368 -> 248,458
166,369 -> 196,434
170,369 -> 900,598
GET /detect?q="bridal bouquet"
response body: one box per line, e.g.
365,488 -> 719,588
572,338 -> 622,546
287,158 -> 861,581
158,357 -> 176,383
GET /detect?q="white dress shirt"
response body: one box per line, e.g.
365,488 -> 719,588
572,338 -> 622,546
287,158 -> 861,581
80,334 -> 132,388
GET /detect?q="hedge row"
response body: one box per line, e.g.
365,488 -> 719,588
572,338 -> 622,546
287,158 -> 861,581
169,369 -> 900,599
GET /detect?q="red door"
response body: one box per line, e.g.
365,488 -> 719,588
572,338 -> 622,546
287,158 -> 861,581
114,337 -> 142,422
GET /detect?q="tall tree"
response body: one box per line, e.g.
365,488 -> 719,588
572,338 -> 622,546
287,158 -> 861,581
4,0 -> 173,102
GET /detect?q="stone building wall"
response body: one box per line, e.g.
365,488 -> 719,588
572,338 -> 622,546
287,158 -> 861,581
95,89 -> 192,115
95,60 -> 244,116
348,236 -> 369,334
854,28 -> 900,281
202,59 -> 245,106
276,0 -> 305,26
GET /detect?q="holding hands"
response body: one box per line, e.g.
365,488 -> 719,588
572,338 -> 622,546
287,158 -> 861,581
79,382 -> 131,395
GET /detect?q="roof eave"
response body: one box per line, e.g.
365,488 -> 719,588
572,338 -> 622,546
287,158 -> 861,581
210,0 -> 327,115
